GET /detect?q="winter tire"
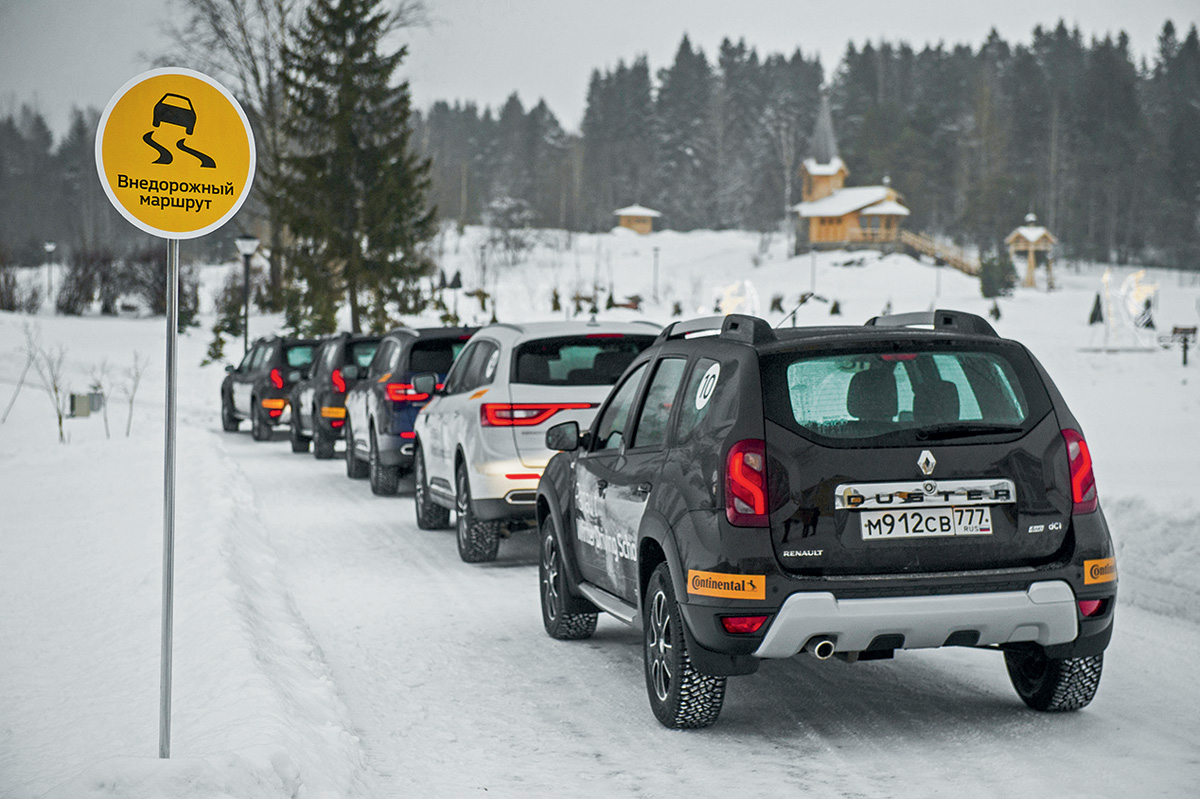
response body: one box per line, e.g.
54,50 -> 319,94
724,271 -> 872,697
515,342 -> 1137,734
539,520 -> 597,640
344,419 -> 368,479
455,461 -> 500,563
414,444 -> 451,529
312,427 -> 336,460
1005,649 -> 1103,712
644,562 -> 726,729
221,394 -> 239,432
250,399 -> 272,441
289,404 -> 310,453
368,428 -> 400,495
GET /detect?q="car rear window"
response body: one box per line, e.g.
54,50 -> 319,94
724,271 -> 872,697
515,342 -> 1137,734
285,344 -> 315,369
348,340 -> 379,368
408,339 -> 466,374
512,335 -> 656,386
761,342 -> 1052,445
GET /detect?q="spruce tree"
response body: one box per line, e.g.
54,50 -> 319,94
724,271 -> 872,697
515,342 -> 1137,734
279,0 -> 435,333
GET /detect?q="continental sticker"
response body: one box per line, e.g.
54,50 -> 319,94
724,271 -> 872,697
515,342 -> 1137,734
1084,558 -> 1117,585
687,569 -> 765,600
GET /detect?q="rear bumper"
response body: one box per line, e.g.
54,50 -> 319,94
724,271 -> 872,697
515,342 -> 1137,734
376,433 -> 415,468
753,580 -> 1079,658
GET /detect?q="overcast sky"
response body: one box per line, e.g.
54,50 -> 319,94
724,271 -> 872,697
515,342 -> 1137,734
1,0 -> 1197,138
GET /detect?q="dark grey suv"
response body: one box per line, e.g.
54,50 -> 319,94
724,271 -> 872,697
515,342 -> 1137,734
536,310 -> 1116,728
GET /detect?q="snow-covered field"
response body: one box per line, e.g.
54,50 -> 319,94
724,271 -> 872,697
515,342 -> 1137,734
2,227 -> 1199,798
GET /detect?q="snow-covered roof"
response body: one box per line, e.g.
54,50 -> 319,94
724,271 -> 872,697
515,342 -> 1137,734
860,199 -> 910,217
1006,225 -> 1056,245
802,157 -> 847,177
614,204 -> 661,218
793,186 -> 890,218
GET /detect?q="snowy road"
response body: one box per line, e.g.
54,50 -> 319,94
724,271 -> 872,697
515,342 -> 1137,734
221,424 -> 1200,799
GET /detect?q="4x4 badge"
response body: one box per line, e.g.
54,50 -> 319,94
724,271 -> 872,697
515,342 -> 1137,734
918,450 -> 937,476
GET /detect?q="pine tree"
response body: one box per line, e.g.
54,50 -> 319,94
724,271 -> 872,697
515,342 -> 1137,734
279,0 -> 435,333
654,36 -> 716,229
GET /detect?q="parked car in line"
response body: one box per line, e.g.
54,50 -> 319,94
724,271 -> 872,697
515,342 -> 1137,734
343,326 -> 478,495
410,319 -> 660,563
536,310 -> 1116,728
289,333 -> 381,458
221,335 -> 319,441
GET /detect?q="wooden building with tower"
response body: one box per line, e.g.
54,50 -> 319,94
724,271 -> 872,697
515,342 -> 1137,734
1006,213 -> 1057,289
614,204 -> 661,235
793,91 -> 910,251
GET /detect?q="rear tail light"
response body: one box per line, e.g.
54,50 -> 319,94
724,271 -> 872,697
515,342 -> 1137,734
720,615 -> 768,634
1078,599 -> 1106,617
1062,429 -> 1097,514
331,368 -> 346,393
386,383 -> 430,402
269,368 -> 284,389
726,439 -> 768,527
330,419 -> 344,429
480,403 -> 593,427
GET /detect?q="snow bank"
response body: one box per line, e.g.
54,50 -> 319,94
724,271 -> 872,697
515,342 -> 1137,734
0,314 -> 365,798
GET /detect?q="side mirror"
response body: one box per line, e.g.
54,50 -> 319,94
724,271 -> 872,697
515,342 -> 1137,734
546,421 -> 581,452
412,372 -> 438,396
225,364 -> 234,373
342,364 -> 360,380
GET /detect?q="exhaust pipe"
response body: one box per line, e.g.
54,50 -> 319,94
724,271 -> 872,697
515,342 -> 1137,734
808,637 -> 836,660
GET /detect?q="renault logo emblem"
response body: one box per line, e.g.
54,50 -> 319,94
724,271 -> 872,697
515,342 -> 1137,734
918,450 -> 937,476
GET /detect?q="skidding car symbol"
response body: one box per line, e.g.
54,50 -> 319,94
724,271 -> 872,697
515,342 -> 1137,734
153,94 -> 196,135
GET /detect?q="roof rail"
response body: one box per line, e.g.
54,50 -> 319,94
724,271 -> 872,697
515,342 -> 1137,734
656,314 -> 776,345
864,309 -> 998,337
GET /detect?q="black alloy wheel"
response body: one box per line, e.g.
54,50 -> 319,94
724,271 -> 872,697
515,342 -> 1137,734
455,461 -> 500,563
539,520 -> 597,639
414,444 -> 451,529
643,562 -> 726,729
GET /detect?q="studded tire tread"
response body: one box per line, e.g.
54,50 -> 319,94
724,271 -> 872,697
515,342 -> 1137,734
1005,650 -> 1103,712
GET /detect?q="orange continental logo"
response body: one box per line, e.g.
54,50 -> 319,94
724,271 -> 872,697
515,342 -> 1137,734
1084,558 -> 1117,585
687,570 -> 765,600
320,407 -> 347,418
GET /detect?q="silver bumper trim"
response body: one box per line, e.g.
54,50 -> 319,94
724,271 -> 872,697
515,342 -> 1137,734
753,580 -> 1078,658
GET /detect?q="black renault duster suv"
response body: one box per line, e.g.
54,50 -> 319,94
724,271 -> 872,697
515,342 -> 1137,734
536,310 -> 1116,728
221,335 -> 319,441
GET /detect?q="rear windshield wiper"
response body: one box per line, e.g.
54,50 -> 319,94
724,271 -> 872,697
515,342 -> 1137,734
915,422 -> 1025,440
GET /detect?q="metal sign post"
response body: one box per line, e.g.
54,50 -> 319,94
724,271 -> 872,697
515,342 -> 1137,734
96,67 -> 256,760
159,238 -> 179,758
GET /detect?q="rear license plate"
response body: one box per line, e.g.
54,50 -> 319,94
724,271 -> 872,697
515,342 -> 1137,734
860,506 -> 993,539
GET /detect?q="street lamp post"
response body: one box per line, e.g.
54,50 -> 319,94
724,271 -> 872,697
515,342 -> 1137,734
43,241 -> 56,302
652,247 -> 660,304
234,236 -> 259,355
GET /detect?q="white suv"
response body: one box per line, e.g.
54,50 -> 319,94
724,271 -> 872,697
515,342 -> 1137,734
411,319 -> 659,562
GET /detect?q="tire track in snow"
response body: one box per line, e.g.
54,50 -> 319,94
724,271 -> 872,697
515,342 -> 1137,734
190,421 -> 372,796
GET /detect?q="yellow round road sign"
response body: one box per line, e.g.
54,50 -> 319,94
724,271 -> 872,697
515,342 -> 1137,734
95,68 -> 256,239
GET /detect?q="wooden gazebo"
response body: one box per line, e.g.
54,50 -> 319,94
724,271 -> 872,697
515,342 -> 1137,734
1006,213 -> 1057,288
614,205 -> 661,235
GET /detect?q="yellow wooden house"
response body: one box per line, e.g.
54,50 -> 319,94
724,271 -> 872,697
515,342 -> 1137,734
614,204 -> 661,235
793,92 -> 909,250
1006,213 -> 1057,288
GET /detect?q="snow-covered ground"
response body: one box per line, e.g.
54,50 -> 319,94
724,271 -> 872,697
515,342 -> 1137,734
2,227 -> 1198,798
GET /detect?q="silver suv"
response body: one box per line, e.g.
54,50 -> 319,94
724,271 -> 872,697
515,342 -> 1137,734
411,319 -> 659,562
